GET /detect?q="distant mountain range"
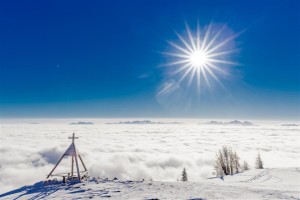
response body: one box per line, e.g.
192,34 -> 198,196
107,120 -> 182,125
69,122 -> 94,125
207,120 -> 253,126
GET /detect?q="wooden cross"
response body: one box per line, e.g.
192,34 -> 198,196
68,133 -> 79,144
47,133 -> 87,183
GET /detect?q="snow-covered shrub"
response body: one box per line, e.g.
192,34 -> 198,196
181,167 -> 188,182
242,161 -> 250,171
255,153 -> 263,169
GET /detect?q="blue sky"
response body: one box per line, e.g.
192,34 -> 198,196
0,0 -> 299,119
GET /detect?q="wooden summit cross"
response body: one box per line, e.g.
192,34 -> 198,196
46,133 -> 88,182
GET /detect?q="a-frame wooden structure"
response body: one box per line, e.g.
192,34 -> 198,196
47,133 -> 88,182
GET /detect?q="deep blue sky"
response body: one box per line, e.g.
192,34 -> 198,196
0,0 -> 299,119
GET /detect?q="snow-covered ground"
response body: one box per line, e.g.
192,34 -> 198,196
0,168 -> 299,199
0,118 -> 299,196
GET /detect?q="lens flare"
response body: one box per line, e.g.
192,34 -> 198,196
190,50 -> 208,67
164,23 -> 239,91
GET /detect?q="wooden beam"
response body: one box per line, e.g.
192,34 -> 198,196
71,156 -> 74,177
47,153 -> 65,179
74,147 -> 81,182
78,154 -> 87,171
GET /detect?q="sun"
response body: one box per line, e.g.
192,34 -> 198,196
190,50 -> 208,67
164,23 -> 238,90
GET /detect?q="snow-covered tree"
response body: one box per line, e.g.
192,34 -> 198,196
214,150 -> 225,176
229,148 -> 235,174
222,146 -> 230,175
214,150 -> 223,176
214,146 -> 241,176
242,161 -> 250,171
181,167 -> 188,182
233,151 -> 240,173
255,153 -> 263,169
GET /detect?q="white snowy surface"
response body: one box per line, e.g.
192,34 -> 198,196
0,168 -> 299,199
0,119 -> 299,195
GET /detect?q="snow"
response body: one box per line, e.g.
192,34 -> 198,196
0,168 -> 299,199
0,118 -> 299,196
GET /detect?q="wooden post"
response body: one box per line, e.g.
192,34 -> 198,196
78,154 -> 87,171
71,156 -> 74,177
74,147 -> 81,182
47,154 -> 65,179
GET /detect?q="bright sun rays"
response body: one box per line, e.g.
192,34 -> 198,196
164,23 -> 239,91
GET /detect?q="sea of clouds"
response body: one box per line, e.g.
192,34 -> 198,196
0,119 -> 299,193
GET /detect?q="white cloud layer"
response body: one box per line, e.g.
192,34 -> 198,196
0,119 -> 299,193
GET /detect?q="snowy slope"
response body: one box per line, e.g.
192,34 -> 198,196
1,168 -> 299,200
